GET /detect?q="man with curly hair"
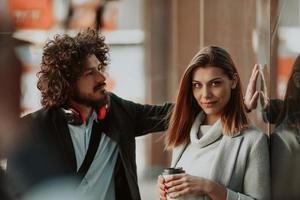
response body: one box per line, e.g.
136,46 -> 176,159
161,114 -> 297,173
7,29 -> 172,200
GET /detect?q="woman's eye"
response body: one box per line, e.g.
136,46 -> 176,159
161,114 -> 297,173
193,83 -> 201,88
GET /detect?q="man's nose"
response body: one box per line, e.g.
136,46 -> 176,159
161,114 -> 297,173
96,71 -> 106,82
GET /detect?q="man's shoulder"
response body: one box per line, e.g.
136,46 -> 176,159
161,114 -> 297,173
21,107 -> 61,124
20,107 -> 64,139
108,92 -> 139,110
108,92 -> 134,104
22,107 -> 49,119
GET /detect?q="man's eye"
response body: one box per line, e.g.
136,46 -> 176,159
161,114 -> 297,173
211,81 -> 221,87
98,65 -> 105,72
84,70 -> 94,76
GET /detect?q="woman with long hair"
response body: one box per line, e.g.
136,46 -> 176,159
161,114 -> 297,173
158,46 -> 270,200
271,54 -> 300,200
274,54 -> 300,127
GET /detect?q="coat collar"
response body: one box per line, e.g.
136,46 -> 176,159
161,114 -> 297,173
50,108 -> 77,173
50,94 -> 124,170
101,94 -> 122,143
172,111 -> 244,168
190,112 -> 222,148
209,135 -> 244,186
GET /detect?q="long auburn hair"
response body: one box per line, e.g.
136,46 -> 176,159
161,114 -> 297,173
37,28 -> 109,108
166,46 -> 248,149
276,54 -> 300,127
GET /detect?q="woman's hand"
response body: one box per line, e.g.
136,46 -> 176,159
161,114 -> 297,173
244,64 -> 260,112
157,175 -> 167,200
163,173 -> 227,200
259,68 -> 269,109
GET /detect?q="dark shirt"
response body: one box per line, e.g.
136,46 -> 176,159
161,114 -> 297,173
7,93 -> 173,200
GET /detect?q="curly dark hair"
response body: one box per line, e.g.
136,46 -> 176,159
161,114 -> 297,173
37,29 -> 109,108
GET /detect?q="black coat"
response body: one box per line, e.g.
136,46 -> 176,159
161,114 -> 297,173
7,93 -> 172,200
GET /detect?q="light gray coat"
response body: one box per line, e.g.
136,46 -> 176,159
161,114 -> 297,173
172,120 -> 270,200
271,123 -> 300,200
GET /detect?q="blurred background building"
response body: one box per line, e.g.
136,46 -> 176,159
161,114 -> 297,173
0,0 -> 298,199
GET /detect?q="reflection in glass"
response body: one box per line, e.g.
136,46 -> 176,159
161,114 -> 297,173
269,0 -> 300,199
271,56 -> 300,199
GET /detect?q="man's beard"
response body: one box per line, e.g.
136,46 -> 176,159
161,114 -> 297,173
71,89 -> 109,108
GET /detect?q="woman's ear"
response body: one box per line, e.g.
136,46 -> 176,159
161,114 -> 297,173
231,73 -> 238,89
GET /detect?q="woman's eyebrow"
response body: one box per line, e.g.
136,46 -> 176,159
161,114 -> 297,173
192,77 -> 223,83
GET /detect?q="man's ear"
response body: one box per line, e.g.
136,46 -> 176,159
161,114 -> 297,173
231,73 -> 238,89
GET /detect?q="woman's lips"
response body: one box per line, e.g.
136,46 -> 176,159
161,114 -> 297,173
201,101 -> 217,108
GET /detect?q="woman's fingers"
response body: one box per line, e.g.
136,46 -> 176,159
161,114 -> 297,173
165,175 -> 210,198
251,64 -> 259,77
165,174 -> 188,194
250,91 -> 259,107
251,64 -> 259,80
247,68 -> 259,93
259,70 -> 268,94
163,173 -> 186,182
157,175 -> 167,199
260,91 -> 269,109
159,190 -> 167,200
168,187 -> 193,198
244,65 -> 260,111
158,175 -> 165,189
166,182 -> 188,193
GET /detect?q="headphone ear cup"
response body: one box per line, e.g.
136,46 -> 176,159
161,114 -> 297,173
97,106 -> 107,120
64,108 -> 84,125
64,106 -> 107,125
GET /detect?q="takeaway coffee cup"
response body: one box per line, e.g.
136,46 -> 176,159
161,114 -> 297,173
162,167 -> 185,200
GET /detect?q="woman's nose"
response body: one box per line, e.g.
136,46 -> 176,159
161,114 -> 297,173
202,86 -> 212,98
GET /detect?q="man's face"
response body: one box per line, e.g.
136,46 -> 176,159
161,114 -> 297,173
71,54 -> 109,108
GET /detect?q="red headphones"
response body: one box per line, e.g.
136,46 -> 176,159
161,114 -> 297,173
64,106 -> 107,125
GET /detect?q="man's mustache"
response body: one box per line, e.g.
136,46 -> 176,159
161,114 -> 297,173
94,82 -> 106,92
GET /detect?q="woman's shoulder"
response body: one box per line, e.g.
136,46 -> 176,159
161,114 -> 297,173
235,125 -> 268,145
271,124 -> 300,151
222,125 -> 269,154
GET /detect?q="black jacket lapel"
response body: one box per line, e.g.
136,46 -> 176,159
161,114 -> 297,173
51,108 -> 77,173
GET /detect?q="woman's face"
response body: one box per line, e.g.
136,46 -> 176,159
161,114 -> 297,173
293,71 -> 300,89
192,66 -> 237,124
